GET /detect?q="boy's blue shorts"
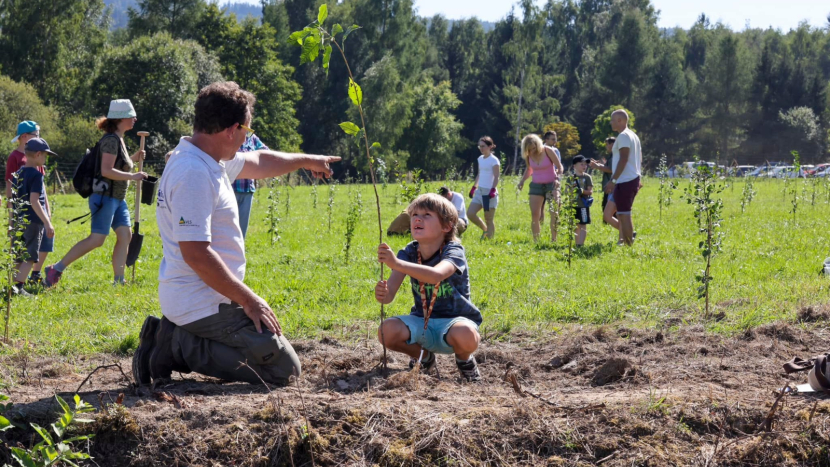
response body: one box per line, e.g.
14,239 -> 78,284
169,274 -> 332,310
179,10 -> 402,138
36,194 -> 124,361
89,193 -> 131,235
394,315 -> 480,355
39,225 -> 53,253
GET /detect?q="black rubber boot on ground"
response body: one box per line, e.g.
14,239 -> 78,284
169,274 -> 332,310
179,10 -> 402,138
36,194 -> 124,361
149,317 -> 178,381
133,316 -> 160,385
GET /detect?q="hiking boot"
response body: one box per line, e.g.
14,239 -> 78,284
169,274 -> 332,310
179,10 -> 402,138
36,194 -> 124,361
133,316 -> 160,385
456,356 -> 481,382
149,316 -> 179,381
12,284 -> 33,298
43,265 -> 62,288
408,351 -> 437,373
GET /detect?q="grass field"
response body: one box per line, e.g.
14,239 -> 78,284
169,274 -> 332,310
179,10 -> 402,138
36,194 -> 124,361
1,175 -> 829,359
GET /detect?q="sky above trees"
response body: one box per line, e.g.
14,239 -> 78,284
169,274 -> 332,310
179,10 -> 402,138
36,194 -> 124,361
229,0 -> 829,30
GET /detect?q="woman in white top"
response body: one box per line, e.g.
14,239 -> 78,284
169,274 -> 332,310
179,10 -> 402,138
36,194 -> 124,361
467,136 -> 500,239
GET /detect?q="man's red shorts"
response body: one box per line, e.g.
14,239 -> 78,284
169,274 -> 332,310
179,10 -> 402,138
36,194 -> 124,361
613,177 -> 640,213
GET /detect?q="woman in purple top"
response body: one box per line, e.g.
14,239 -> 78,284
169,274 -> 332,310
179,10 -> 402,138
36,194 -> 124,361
517,134 -> 564,242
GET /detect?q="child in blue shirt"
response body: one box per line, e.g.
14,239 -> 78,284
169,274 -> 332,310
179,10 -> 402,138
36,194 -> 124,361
375,193 -> 483,382
12,138 -> 56,294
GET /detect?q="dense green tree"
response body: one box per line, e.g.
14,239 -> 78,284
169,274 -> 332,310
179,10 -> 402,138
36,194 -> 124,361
698,29 -> 753,162
92,33 -> 222,154
778,106 -> 822,160
494,0 -> 563,173
0,76 -> 60,158
638,34 -> 697,162
401,79 -> 466,171
592,105 -> 636,152
127,0 -> 207,39
0,0 -> 108,112
195,5 -> 302,151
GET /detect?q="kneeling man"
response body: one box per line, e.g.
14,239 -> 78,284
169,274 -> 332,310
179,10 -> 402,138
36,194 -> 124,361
133,81 -> 339,386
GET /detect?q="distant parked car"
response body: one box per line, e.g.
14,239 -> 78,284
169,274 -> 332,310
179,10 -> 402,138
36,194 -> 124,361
729,165 -> 756,177
806,163 -> 830,176
749,166 -> 776,177
766,166 -> 807,179
814,166 -> 830,177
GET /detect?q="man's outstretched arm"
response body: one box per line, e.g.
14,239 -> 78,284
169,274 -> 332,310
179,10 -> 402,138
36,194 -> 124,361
237,151 -> 340,180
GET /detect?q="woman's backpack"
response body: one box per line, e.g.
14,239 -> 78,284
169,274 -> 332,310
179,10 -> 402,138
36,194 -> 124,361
72,134 -> 119,198
72,143 -> 101,198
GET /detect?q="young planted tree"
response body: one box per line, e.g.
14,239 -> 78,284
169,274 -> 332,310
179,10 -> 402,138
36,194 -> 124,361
343,195 -> 360,262
558,173 -> 579,267
311,182 -> 318,209
266,182 -> 281,246
740,176 -> 756,213
3,173 -> 29,343
327,182 -> 336,233
290,6 -> 390,369
683,165 -> 725,319
790,151 -> 801,224
657,154 -> 676,220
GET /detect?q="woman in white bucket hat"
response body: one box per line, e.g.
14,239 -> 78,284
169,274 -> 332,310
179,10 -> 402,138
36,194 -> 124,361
44,99 -> 148,287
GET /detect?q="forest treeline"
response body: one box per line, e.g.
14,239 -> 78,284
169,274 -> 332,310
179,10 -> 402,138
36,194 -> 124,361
1,0 -> 828,178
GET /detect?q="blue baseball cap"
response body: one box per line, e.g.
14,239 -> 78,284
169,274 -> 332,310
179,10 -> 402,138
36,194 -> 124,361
11,121 -> 40,143
24,137 -> 58,156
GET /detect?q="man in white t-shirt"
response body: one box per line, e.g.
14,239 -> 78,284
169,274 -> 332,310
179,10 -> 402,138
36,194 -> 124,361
439,186 -> 468,235
603,109 -> 642,246
132,82 -> 339,386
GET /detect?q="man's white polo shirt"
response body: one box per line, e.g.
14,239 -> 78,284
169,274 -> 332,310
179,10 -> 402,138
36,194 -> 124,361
157,137 -> 247,326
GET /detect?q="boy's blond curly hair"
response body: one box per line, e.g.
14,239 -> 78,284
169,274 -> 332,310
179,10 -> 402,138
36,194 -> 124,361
406,193 -> 459,243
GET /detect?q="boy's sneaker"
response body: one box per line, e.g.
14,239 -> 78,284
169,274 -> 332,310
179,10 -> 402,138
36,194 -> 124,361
133,316 -> 160,385
456,356 -> 481,382
149,317 -> 185,381
43,266 -> 62,288
408,351 -> 437,373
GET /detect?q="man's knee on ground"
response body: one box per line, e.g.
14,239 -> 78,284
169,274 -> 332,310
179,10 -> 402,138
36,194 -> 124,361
446,323 -> 480,355
378,318 -> 410,346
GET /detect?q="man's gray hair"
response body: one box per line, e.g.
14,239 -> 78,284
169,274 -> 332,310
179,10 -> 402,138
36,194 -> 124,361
611,109 -> 629,122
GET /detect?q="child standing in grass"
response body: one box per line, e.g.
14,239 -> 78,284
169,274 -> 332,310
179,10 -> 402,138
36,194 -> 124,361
572,155 -> 593,247
375,193 -> 483,382
467,136 -> 500,239
12,138 -> 57,295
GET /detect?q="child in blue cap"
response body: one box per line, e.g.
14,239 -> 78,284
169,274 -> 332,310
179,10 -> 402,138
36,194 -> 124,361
11,138 -> 58,295
5,121 -> 53,285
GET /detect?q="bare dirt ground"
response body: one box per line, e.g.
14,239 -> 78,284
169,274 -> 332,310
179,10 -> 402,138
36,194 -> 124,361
4,308 -> 830,466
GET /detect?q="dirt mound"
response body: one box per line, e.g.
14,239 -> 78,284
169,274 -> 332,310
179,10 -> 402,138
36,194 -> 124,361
591,357 -> 635,386
798,305 -> 830,323
2,324 -> 830,466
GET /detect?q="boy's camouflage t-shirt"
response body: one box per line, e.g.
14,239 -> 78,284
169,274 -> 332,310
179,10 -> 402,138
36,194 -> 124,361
396,241 -> 482,325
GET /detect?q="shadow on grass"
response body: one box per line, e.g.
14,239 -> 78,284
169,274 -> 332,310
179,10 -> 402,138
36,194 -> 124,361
573,242 -> 617,259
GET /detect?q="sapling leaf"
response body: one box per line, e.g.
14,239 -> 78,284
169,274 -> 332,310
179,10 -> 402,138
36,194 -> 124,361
317,4 -> 327,24
32,423 -> 54,445
348,78 -> 363,106
332,23 -> 343,37
289,29 -> 311,46
372,142 -> 381,149
0,415 -> 11,431
342,25 -> 361,45
301,35 -> 320,64
339,122 -> 361,136
10,447 -> 36,467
